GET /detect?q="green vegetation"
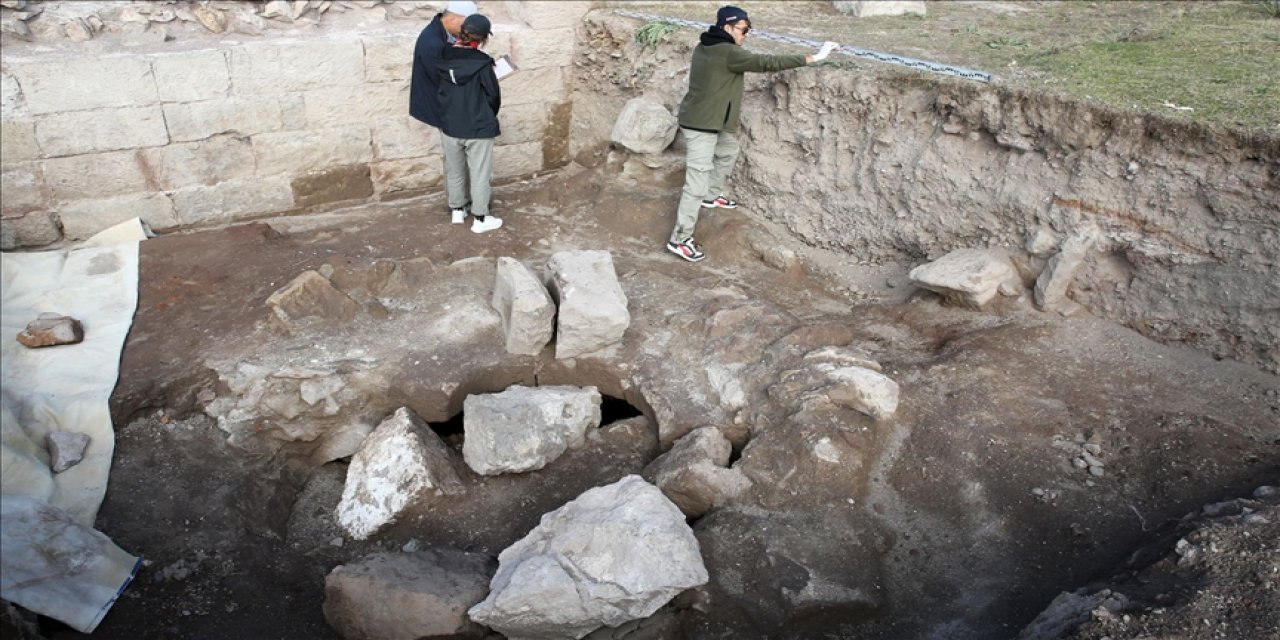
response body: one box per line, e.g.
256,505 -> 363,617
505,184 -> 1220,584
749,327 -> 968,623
614,1 -> 1279,133
635,20 -> 680,51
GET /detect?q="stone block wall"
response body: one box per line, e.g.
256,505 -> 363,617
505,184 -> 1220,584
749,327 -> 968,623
0,0 -> 591,249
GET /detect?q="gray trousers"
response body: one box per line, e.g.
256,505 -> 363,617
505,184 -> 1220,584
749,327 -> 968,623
441,132 -> 495,217
669,128 -> 740,243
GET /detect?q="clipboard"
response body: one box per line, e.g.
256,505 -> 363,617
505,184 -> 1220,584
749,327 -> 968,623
494,55 -> 518,81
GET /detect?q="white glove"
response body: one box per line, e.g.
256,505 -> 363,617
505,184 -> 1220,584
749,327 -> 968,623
813,41 -> 839,62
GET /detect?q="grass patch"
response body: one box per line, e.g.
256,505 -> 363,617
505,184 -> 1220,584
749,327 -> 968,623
1024,5 -> 1280,130
635,20 -> 680,51
613,1 -> 1279,133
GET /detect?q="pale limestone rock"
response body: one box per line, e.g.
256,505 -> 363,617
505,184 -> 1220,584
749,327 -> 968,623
494,141 -> 544,179
323,549 -> 494,640
610,98 -> 678,155
0,211 -> 61,250
58,193 -> 179,240
138,135 -> 256,192
17,313 -> 84,348
509,27 -> 576,70
162,96 -> 283,142
152,50 -> 230,103
228,40 -> 364,95
362,35 -> 414,83
908,248 -> 1016,308
266,271 -> 360,325
192,5 -> 227,33
496,102 -> 549,145
468,476 -> 709,639
492,257 -> 555,356
46,431 -> 90,473
0,163 -> 44,212
43,151 -> 150,201
336,408 -> 464,540
545,250 -> 630,359
824,366 -> 900,419
253,125 -> 372,175
643,427 -> 750,517
462,385 -> 601,476
0,120 -> 39,163
1035,228 -> 1096,313
506,1 -> 591,29
834,1 -> 926,18
170,176 -> 294,226
35,106 -> 168,157
1026,226 -> 1060,257
802,345 -> 883,372
10,57 -> 157,115
372,116 -> 441,160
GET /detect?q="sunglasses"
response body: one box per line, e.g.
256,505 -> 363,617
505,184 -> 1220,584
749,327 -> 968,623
729,23 -> 751,35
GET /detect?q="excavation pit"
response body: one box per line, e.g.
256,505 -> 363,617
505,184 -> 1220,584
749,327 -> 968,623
1,3 -> 1278,640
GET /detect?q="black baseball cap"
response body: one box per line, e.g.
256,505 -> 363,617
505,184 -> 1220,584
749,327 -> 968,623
462,14 -> 492,38
716,5 -> 749,28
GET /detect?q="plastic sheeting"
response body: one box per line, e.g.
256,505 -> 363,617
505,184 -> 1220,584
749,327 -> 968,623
0,219 -> 145,632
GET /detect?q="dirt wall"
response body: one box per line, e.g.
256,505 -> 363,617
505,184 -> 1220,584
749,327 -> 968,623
574,12 -> 1280,374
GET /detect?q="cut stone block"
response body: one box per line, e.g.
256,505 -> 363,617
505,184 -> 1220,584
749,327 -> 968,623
462,385 -> 600,476
492,257 -> 555,356
545,250 -> 630,359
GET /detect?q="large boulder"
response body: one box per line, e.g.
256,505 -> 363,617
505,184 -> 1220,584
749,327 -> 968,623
610,98 -> 678,155
545,250 -> 630,359
335,408 -> 464,540
491,257 -> 555,356
323,548 -> 495,640
468,475 -> 708,639
462,385 -> 601,476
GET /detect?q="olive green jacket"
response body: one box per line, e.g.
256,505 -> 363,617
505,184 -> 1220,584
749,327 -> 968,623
677,30 -> 808,133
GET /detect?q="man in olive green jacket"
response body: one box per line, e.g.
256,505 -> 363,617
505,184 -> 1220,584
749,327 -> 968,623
667,6 -> 837,263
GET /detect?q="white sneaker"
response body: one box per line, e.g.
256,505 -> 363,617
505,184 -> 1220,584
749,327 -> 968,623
471,216 -> 503,233
450,208 -> 467,224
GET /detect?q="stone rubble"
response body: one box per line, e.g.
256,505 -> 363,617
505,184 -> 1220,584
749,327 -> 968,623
468,475 -> 709,639
335,407 -> 465,540
462,385 -> 601,476
642,426 -> 751,518
16,312 -> 84,348
265,270 -> 361,327
324,548 -> 495,640
46,431 -> 90,473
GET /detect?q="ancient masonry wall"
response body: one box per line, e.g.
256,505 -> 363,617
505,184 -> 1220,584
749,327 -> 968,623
574,13 -> 1280,374
0,0 -> 588,247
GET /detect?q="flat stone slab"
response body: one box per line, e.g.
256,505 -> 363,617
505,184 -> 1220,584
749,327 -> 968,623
908,248 -> 1015,308
545,250 -> 630,359
462,385 -> 601,476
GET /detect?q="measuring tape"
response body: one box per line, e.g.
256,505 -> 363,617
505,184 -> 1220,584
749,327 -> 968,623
615,10 -> 993,83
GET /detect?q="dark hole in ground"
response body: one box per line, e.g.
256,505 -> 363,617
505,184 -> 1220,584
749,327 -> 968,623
601,394 -> 642,426
428,411 -> 465,448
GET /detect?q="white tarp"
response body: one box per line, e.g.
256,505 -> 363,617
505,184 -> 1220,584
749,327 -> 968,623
0,219 -> 145,632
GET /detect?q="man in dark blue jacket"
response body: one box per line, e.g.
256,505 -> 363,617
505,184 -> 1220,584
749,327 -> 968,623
409,1 -> 476,222
428,14 -> 503,234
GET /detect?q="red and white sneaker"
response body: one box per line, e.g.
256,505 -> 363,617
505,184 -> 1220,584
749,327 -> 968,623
666,238 -> 706,262
701,195 -> 738,209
